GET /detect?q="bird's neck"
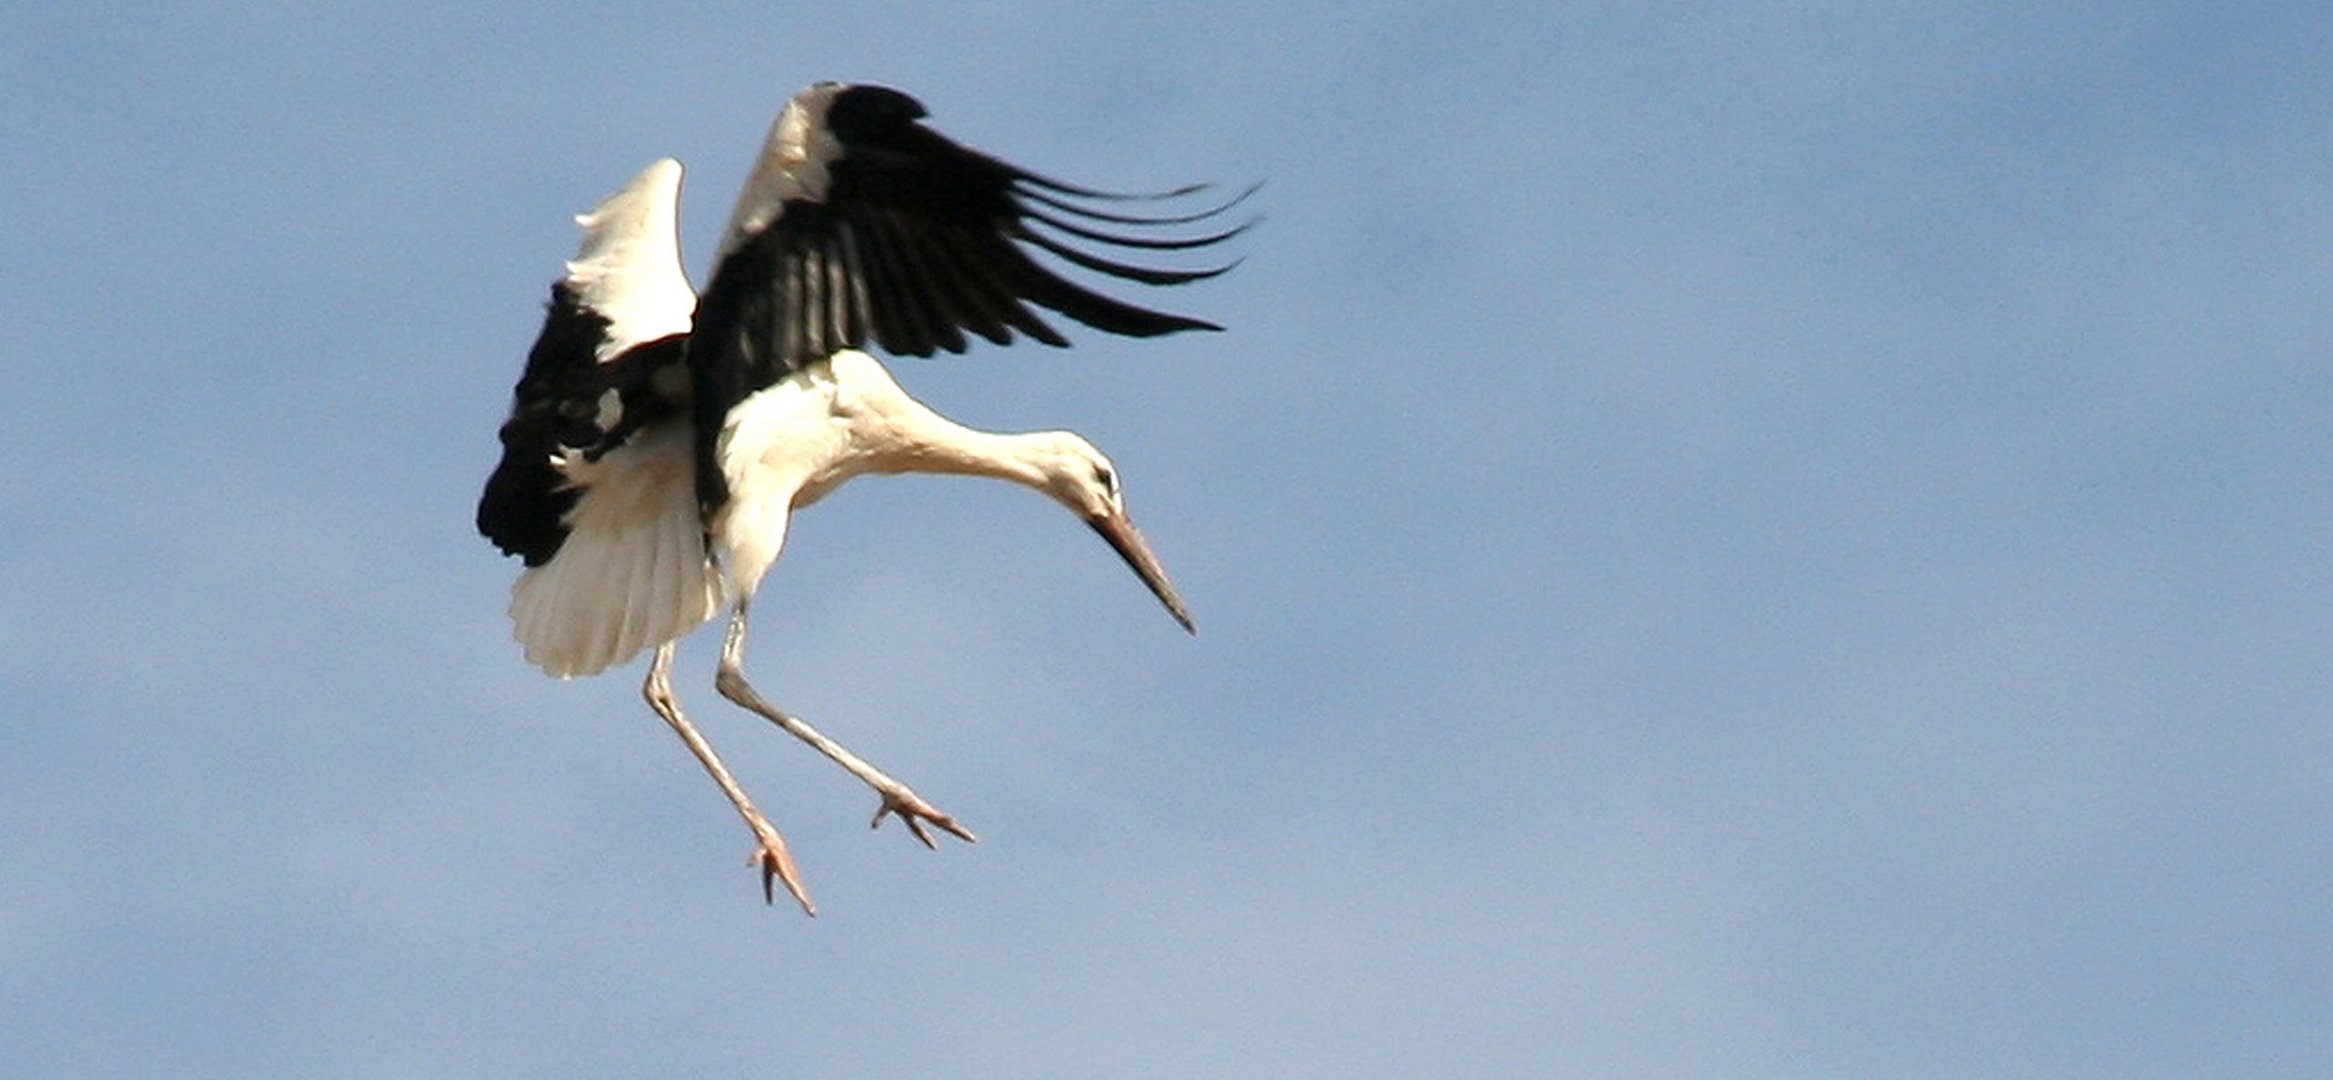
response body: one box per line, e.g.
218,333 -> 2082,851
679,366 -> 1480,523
888,423 -> 1056,489
832,352 -> 1058,494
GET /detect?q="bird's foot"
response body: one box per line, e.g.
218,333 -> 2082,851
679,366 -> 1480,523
871,787 -> 978,848
745,818 -> 816,916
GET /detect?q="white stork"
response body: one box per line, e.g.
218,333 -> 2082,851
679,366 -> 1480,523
475,83 -> 1245,913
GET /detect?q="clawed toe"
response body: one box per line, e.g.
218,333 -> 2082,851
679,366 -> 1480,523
750,834 -> 816,916
873,792 -> 978,847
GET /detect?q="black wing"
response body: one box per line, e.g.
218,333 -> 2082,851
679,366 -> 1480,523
482,158 -> 699,567
477,284 -> 690,566
689,82 -> 1252,512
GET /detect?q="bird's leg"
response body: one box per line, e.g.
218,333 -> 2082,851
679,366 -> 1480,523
642,641 -> 816,914
714,600 -> 978,848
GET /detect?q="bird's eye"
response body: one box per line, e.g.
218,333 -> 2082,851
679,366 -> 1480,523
1093,465 -> 1119,496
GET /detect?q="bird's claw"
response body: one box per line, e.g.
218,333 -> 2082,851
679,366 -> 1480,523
872,790 -> 978,848
748,832 -> 816,916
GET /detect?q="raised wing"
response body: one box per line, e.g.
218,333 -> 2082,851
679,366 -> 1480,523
480,160 -> 721,677
478,159 -> 696,566
688,84 -> 1252,502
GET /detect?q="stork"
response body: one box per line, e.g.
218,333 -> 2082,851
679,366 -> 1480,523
475,83 -> 1245,913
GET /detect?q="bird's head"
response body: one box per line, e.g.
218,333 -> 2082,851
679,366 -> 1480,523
1029,432 -> 1195,634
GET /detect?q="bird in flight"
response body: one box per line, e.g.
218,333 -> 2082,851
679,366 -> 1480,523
476,83 -> 1247,913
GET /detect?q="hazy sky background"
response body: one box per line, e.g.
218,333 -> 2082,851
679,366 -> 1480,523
5,3 -> 2329,1076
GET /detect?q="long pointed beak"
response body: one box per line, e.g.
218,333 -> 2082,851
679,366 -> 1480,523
1088,511 -> 1196,634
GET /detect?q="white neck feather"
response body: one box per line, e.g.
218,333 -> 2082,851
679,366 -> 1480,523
824,351 -> 1055,490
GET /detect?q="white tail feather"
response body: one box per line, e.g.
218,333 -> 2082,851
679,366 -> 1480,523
510,421 -> 722,678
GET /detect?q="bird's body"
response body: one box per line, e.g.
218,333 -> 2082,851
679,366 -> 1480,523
477,83 -> 1241,912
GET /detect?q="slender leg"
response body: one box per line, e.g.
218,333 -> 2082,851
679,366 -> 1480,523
642,641 -> 816,914
713,599 -> 978,847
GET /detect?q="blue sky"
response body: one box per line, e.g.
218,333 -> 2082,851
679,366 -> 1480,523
5,3 -> 2330,1076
